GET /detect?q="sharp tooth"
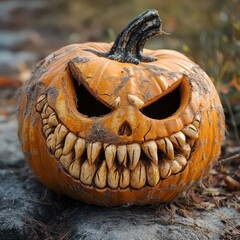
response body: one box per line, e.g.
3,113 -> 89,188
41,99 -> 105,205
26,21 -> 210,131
55,124 -> 68,145
46,134 -> 56,152
111,97 -> 121,108
74,138 -> 86,159
95,160 -> 107,188
146,162 -> 160,186
156,138 -> 174,160
195,113 -> 200,121
43,118 -> 48,125
170,132 -> 186,148
175,154 -> 187,167
48,113 -> 58,127
193,113 -> 200,129
63,132 -> 77,155
181,143 -> 191,158
104,144 -> 116,169
69,159 -> 81,179
119,168 -> 130,189
171,160 -> 182,174
127,143 -> 141,170
87,142 -> 102,165
46,128 -> 54,138
46,106 -> 53,116
36,95 -> 47,112
43,123 -> 50,132
192,120 -> 200,129
142,141 -> 158,165
41,103 -> 48,118
80,159 -> 96,185
43,124 -> 54,137
60,152 -> 73,170
108,164 -> 119,189
182,124 -> 198,139
130,162 -> 146,189
55,144 -> 62,158
159,160 -> 171,179
128,94 -> 144,108
117,145 -> 127,166
41,103 -> 53,119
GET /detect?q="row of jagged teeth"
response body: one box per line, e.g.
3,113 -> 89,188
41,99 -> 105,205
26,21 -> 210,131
72,154 -> 188,189
36,95 -> 200,189
47,122 -> 197,169
48,125 -> 192,169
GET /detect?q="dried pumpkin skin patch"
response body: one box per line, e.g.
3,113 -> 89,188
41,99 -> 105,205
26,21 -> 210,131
18,9 -> 225,207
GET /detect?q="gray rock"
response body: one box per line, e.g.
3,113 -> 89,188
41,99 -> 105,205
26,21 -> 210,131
0,167 -> 60,240
64,205 -> 239,240
0,31 -> 27,49
0,1 -> 47,22
0,50 -> 37,73
0,117 -> 23,167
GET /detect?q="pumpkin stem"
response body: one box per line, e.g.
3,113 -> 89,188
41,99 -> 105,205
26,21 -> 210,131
85,9 -> 162,64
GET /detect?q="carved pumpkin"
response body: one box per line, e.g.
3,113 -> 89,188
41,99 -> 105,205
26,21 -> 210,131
18,10 -> 225,206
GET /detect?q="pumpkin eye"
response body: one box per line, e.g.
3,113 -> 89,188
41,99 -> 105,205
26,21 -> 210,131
141,85 -> 181,120
73,76 -> 112,117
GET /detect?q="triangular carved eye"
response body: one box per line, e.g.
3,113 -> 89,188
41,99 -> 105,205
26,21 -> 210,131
141,85 -> 181,120
73,76 -> 112,117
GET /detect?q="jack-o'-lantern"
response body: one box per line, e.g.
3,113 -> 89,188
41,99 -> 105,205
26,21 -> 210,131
17,10 -> 225,206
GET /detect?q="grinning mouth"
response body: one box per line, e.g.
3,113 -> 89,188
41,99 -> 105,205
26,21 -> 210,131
36,94 -> 200,190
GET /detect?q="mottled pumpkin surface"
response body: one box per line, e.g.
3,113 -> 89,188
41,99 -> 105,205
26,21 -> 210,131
18,10 -> 225,206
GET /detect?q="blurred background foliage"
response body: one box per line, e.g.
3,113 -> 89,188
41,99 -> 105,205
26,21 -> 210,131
0,0 -> 239,142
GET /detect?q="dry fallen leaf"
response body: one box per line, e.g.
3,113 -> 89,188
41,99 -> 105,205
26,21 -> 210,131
224,176 -> 240,191
0,76 -> 22,89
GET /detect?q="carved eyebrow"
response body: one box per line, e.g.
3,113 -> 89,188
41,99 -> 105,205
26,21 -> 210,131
141,76 -> 184,108
68,60 -> 115,110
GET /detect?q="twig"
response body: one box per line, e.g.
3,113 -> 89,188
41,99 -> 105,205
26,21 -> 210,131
217,153 -> 240,165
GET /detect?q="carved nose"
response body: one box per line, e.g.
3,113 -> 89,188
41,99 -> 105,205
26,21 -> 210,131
118,121 -> 132,136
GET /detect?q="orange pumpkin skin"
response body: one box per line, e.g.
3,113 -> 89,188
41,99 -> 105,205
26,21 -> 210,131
17,10 -> 225,206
